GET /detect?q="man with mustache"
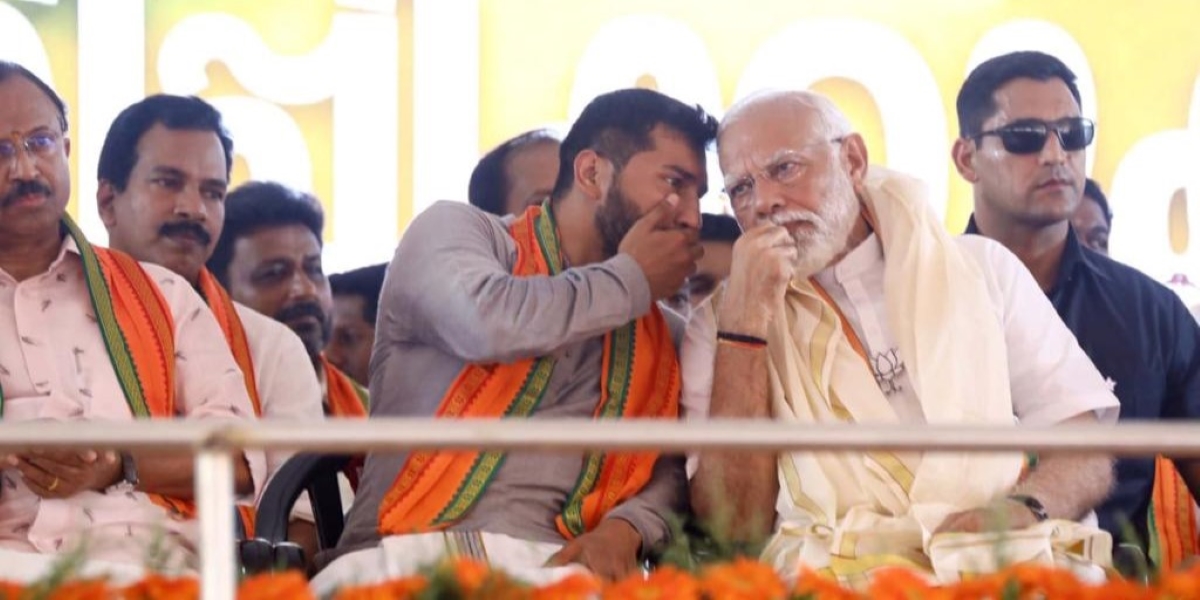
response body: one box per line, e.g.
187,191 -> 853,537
0,62 -> 264,580
207,181 -> 367,418
95,95 -> 324,543
313,88 -> 712,591
954,51 -> 1200,568
683,89 -> 1120,585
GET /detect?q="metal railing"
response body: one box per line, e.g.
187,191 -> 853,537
2,417 -> 1198,599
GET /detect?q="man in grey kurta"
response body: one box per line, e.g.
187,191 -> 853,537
316,88 -> 718,586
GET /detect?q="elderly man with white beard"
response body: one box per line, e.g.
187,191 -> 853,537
680,90 -> 1121,586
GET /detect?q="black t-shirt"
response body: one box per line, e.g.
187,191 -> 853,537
966,217 -> 1200,547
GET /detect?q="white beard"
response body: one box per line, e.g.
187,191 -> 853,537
770,172 -> 860,279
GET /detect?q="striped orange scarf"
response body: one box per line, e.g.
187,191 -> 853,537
56,218 -> 196,519
38,219 -> 254,532
1150,457 -> 1198,568
321,356 -> 369,418
196,268 -> 262,416
377,202 -> 680,539
193,268 -> 262,534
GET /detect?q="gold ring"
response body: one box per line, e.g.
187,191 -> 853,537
47,477 -> 59,492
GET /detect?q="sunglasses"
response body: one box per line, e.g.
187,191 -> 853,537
973,117 -> 1095,155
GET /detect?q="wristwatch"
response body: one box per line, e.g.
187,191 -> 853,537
121,452 -> 140,488
1007,494 -> 1049,522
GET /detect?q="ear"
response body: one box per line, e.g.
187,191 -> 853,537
63,136 -> 71,159
96,180 -> 118,227
951,137 -> 979,183
840,133 -> 869,187
572,149 -> 613,202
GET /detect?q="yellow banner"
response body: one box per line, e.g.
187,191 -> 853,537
3,0 -> 1196,277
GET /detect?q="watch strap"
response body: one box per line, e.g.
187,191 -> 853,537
121,452 -> 139,487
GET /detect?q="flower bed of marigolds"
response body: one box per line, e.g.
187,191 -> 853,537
3,558 -> 1200,599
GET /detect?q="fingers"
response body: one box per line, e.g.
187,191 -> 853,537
663,193 -> 680,210
543,544 -> 579,568
733,226 -> 789,260
23,449 -> 94,466
934,510 -> 982,535
598,558 -> 638,582
26,449 -> 115,467
14,459 -> 68,499
10,450 -> 118,499
748,224 -> 792,246
24,457 -> 84,481
628,199 -> 673,236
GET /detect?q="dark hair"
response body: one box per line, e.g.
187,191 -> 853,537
329,263 -> 388,324
550,88 -> 718,200
956,51 -> 1082,138
1083,178 -> 1113,226
97,94 -> 234,191
0,61 -> 68,132
468,129 -> 559,216
207,181 -> 325,286
700,213 -> 741,243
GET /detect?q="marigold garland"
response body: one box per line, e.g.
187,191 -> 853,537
3,558 -> 1200,599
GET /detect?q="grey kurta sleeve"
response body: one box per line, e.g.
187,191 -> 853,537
387,201 -> 652,363
604,454 -> 688,552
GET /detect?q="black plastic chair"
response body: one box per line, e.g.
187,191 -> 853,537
240,453 -> 352,574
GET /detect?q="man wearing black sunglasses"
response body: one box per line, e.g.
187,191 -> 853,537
953,50 -> 1200,566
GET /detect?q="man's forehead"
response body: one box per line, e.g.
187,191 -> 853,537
235,226 -> 322,259
721,108 -> 823,159
135,126 -> 227,176
985,78 -> 1081,126
0,77 -> 61,132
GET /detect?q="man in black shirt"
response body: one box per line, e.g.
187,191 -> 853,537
951,50 -> 1200,563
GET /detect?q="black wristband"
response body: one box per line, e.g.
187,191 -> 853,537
716,330 -> 768,347
1007,494 -> 1049,522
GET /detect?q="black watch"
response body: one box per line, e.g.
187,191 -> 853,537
1008,494 -> 1049,522
121,452 -> 140,487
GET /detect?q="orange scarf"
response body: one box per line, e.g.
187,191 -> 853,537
321,357 -> 369,490
322,356 -> 369,418
196,268 -> 262,416
194,268 -> 262,535
1151,457 -> 1199,568
377,202 -> 680,539
89,248 -> 177,419
62,219 -> 255,533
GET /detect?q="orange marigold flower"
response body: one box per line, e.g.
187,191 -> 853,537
45,579 -> 113,600
532,573 -> 601,600
447,558 -> 491,595
1090,576 -> 1149,600
602,566 -> 699,600
942,574 -> 1008,600
1003,562 -> 1088,599
791,569 -> 861,600
121,574 -> 199,600
237,572 -> 313,600
469,576 -> 529,600
333,576 -> 428,600
1158,566 -> 1200,600
867,567 -> 937,600
700,558 -> 787,600
0,581 -> 24,600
